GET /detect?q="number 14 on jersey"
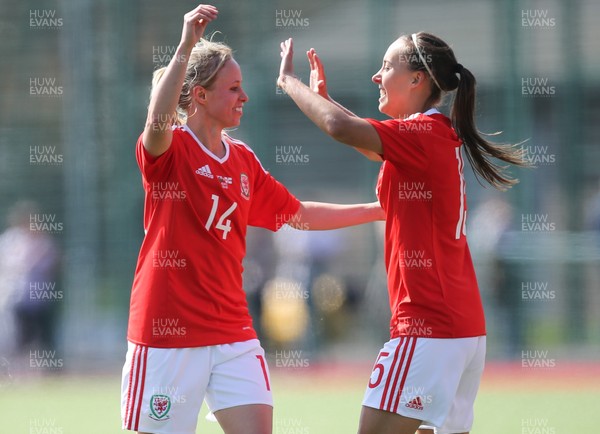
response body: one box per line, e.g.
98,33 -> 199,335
205,194 -> 238,240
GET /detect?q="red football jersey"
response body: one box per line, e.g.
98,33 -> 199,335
368,109 -> 486,338
127,125 -> 300,348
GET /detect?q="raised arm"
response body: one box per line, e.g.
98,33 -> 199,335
288,201 -> 384,231
278,38 -> 383,155
143,5 -> 218,157
307,49 -> 382,162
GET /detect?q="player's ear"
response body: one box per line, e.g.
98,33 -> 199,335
410,71 -> 423,87
192,85 -> 208,105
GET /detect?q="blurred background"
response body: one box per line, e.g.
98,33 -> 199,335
0,0 -> 599,428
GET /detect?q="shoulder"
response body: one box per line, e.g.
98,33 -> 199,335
365,117 -> 399,130
140,125 -> 187,151
171,125 -> 190,143
223,133 -> 253,154
420,113 -> 458,141
223,133 -> 268,173
364,118 -> 403,148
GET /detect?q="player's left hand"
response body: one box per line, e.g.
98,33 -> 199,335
278,38 -> 295,86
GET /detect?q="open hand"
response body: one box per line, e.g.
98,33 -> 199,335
277,38 -> 295,87
307,48 -> 328,98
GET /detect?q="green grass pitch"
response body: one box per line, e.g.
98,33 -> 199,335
4,370 -> 599,433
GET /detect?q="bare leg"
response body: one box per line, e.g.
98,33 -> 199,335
213,404 -> 273,434
357,406 -> 422,434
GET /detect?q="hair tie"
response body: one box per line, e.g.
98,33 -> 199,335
455,63 -> 464,73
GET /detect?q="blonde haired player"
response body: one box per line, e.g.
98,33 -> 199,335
121,5 -> 383,434
278,33 -> 525,434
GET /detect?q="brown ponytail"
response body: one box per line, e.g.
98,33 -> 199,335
451,65 -> 525,190
399,32 -> 527,190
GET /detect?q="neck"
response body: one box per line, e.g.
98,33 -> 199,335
396,91 -> 434,118
403,101 -> 433,118
186,117 -> 226,158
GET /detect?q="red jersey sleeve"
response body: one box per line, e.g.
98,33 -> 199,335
135,131 -> 179,183
365,118 -> 427,172
247,157 -> 300,232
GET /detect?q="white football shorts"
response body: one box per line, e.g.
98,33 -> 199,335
121,339 -> 272,434
362,335 -> 486,434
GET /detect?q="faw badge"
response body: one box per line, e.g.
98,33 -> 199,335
240,173 -> 250,200
149,394 -> 171,421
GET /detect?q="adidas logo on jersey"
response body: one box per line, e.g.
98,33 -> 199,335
196,164 -> 214,179
405,396 -> 424,411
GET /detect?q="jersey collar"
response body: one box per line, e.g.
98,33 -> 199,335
182,124 -> 230,164
404,108 -> 442,121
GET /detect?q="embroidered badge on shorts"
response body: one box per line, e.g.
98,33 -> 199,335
149,394 -> 171,420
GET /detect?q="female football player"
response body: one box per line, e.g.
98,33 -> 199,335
121,5 -> 383,434
277,33 -> 525,434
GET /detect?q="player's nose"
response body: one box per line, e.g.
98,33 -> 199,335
240,88 -> 249,103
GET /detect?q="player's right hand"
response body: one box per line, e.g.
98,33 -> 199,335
307,48 -> 328,99
180,4 -> 218,49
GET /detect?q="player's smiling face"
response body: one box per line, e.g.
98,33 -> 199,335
372,40 -> 417,119
201,59 -> 248,129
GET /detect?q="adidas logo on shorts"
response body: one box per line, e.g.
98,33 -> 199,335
405,396 -> 424,411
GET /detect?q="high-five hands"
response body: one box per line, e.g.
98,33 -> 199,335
278,39 -> 329,99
